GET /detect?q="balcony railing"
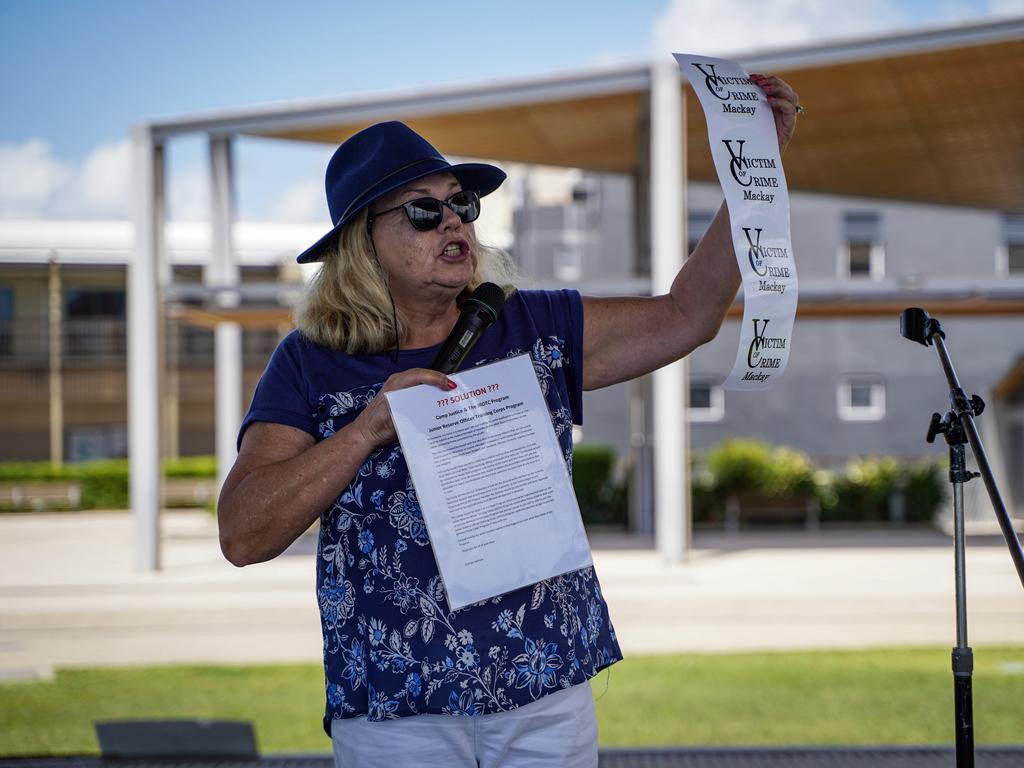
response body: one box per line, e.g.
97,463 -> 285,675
0,318 -> 280,367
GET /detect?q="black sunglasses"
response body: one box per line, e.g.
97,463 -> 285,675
367,190 -> 481,234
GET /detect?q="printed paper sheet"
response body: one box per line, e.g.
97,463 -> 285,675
386,354 -> 592,610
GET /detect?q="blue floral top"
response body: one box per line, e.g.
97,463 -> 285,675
239,289 -> 622,734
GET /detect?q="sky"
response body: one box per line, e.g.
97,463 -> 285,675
1,0 -> 1021,223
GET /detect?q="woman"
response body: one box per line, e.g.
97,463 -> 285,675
218,75 -> 800,767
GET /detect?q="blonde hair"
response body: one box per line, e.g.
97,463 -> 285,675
295,209 -> 517,355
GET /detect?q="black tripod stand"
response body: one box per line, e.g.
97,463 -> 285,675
900,308 -> 1024,768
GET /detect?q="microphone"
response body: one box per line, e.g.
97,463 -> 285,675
430,282 -> 507,374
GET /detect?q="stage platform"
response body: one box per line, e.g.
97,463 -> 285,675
4,747 -> 1024,767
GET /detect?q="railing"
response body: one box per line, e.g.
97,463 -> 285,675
0,318 -> 126,363
0,319 -> 280,367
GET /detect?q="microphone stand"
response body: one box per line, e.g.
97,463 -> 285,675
899,308 -> 1024,768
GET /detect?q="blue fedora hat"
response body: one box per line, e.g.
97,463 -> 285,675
296,121 -> 506,264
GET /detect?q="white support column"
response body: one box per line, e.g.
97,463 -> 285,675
650,59 -> 691,563
129,126 -> 164,571
47,258 -> 63,465
207,136 -> 242,494
215,322 -> 242,491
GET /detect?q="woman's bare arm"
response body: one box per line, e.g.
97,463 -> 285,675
217,367 -> 454,566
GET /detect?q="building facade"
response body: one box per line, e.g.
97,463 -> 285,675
1,180 -> 1021,520
0,220 -> 320,463
510,171 -> 1024,521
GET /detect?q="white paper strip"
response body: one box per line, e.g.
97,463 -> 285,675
675,54 -> 798,389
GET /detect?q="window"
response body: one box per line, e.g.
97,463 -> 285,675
838,376 -> 886,421
66,425 -> 128,462
689,378 -> 724,422
179,325 -> 214,365
998,213 -> 1024,275
841,212 -> 884,279
64,288 -> 126,358
0,286 -> 12,357
571,179 -> 600,212
688,210 -> 714,255
65,289 -> 125,318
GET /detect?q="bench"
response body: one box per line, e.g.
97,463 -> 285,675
725,493 -> 820,531
0,481 -> 82,511
162,477 -> 216,507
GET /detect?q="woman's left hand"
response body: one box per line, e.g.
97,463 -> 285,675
748,73 -> 801,154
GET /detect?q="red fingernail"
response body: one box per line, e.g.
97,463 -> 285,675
447,380 -> 457,390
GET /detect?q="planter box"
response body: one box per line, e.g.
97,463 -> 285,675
725,492 -> 820,531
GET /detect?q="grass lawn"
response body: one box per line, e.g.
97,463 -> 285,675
1,646 -> 1022,756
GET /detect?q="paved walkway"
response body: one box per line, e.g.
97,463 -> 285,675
1,511 -> 1022,680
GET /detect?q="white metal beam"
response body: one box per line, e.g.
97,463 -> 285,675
143,18 -> 1023,143
650,59 -> 690,564
207,136 -> 242,495
129,126 -> 164,572
150,67 -> 651,140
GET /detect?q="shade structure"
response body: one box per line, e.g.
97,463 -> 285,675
131,18 -> 1024,571
152,18 -> 1024,212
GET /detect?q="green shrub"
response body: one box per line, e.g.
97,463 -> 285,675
74,461 -> 130,510
706,439 -> 816,499
0,456 -> 217,511
573,443 -> 627,528
705,439 -> 772,495
825,456 -> 901,523
819,457 -> 945,524
903,459 -> 946,522
0,462 -> 69,481
766,447 -> 818,497
165,456 -> 217,478
696,441 -> 945,526
691,467 -> 725,524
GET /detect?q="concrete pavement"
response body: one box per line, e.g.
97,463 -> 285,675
1,511 -> 1022,681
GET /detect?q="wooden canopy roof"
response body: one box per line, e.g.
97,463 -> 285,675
150,18 -> 1024,212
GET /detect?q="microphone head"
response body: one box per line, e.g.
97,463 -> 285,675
900,307 -> 928,344
900,307 -> 942,346
465,282 -> 506,322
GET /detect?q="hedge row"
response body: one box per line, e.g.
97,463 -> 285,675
1,443 -> 945,526
0,457 -> 216,511
0,456 -> 216,481
572,444 -> 629,527
691,439 -> 945,525
572,439 -> 946,528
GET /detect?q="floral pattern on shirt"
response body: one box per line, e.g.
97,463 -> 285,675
313,335 -> 620,729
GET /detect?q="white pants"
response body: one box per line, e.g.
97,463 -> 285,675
331,682 -> 598,768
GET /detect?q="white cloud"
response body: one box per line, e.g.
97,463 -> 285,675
989,0 -> 1024,15
651,0 -> 1023,58
653,0 -> 911,57
265,176 -> 327,222
0,136 -> 216,221
0,139 -> 72,217
166,165 -> 210,222
589,52 -> 642,69
58,138 -> 133,218
927,0 -> 1024,24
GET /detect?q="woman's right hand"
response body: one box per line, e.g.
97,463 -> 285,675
353,368 -> 456,449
